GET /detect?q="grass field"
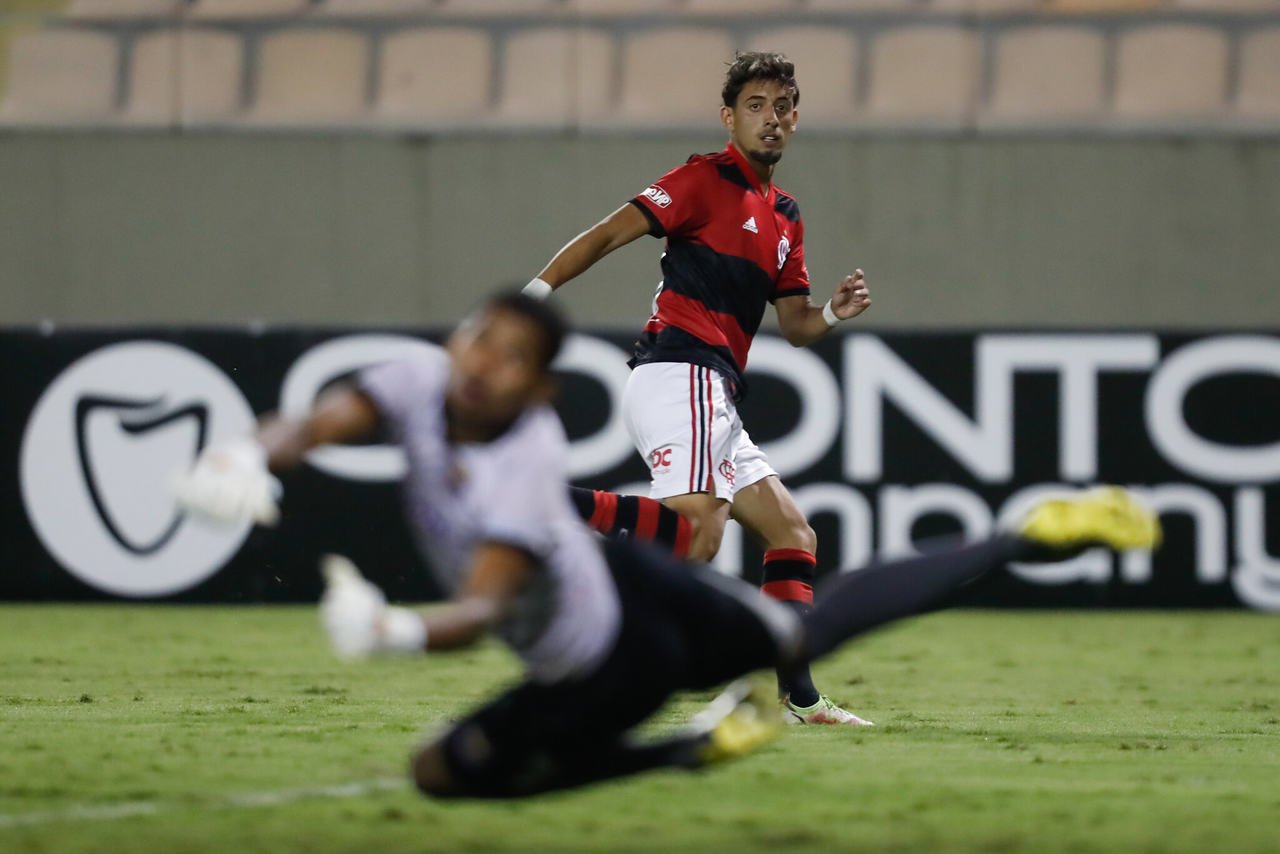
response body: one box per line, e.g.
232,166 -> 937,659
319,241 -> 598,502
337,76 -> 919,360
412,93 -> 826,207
1,605 -> 1277,853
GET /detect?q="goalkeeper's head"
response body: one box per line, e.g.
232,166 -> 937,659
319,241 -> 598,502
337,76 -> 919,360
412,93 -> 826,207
444,290 -> 569,436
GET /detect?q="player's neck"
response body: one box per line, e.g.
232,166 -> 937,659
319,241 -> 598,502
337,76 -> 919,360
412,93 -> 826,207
445,406 -> 517,444
750,163 -> 775,188
729,141 -> 775,189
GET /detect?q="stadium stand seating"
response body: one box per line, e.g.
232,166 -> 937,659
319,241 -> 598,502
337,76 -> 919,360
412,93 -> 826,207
497,26 -> 613,126
1114,24 -> 1230,117
317,0 -> 434,15
745,26 -> 857,123
986,26 -> 1107,120
615,26 -> 734,124
685,0 -> 807,12
928,0 -> 1044,12
375,26 -> 492,125
0,28 -> 118,124
1169,0 -> 1280,10
250,29 -> 368,123
3,1 -> 1279,130
188,0 -> 314,20
566,0 -> 684,13
1043,0 -> 1164,13
125,28 -> 242,125
65,0 -> 185,19
429,0 -> 569,15
865,26 -> 981,122
1237,26 -> 1280,116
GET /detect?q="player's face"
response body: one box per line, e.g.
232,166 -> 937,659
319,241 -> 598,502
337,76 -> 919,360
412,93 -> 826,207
721,79 -> 798,171
445,308 -> 552,435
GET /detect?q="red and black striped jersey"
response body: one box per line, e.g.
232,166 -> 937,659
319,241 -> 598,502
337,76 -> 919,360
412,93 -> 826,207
627,142 -> 810,396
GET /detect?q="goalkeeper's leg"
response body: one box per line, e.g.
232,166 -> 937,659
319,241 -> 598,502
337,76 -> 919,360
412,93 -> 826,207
800,487 -> 1161,663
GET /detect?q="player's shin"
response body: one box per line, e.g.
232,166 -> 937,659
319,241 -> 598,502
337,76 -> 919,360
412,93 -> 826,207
760,549 -> 820,707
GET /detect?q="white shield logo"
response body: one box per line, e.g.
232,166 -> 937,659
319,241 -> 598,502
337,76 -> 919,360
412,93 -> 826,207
21,342 -> 256,597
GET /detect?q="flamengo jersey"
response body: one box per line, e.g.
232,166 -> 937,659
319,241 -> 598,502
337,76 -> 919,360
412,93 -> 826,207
628,141 -> 810,394
359,348 -> 621,683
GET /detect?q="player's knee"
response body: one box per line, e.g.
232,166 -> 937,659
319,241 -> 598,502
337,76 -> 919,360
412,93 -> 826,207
664,495 -> 729,561
685,514 -> 726,562
762,517 -> 814,558
410,742 -> 458,798
793,521 -> 818,554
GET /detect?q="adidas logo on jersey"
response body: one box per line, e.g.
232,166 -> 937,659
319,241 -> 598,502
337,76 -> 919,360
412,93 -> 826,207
742,217 -> 758,234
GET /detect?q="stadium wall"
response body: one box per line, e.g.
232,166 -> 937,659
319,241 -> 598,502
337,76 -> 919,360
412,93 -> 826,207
1,132 -> 1279,329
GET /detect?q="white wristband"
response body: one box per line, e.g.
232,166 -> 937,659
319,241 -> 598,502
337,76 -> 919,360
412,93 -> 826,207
378,607 -> 428,654
822,299 -> 842,328
522,277 -> 554,300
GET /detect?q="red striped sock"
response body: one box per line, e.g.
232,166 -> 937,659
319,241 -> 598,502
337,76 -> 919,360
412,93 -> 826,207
569,487 -> 693,559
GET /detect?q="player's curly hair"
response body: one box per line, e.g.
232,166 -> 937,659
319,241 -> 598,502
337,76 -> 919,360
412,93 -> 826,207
721,51 -> 799,109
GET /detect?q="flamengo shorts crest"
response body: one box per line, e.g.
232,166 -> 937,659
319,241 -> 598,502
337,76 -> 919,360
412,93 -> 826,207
622,362 -> 777,502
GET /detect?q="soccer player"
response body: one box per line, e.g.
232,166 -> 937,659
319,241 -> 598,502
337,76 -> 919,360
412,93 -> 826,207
525,51 -> 873,723
175,292 -> 1161,800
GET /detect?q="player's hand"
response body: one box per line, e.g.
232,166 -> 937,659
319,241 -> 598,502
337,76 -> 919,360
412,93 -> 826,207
173,438 -> 281,526
830,269 -> 871,321
320,555 -> 427,660
320,554 -> 388,660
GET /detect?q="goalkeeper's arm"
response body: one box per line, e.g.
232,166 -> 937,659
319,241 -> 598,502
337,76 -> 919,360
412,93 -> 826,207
321,542 -> 533,659
175,384 -> 381,526
256,384 -> 381,472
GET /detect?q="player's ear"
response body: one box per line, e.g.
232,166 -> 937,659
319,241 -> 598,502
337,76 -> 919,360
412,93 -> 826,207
720,104 -> 734,132
788,109 -> 798,133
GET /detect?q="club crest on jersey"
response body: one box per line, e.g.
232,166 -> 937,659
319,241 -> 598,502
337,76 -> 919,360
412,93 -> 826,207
776,235 -> 791,271
718,459 -> 736,487
648,446 -> 673,471
641,185 -> 672,208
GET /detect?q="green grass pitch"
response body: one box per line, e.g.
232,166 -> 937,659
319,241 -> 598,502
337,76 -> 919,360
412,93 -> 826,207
1,605 -> 1277,853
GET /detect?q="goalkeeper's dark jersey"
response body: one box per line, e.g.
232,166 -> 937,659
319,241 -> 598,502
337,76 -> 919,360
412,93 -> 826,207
627,142 -> 810,397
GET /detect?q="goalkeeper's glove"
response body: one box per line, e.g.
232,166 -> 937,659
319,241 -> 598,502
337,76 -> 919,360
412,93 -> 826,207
320,554 -> 426,660
172,438 -> 282,526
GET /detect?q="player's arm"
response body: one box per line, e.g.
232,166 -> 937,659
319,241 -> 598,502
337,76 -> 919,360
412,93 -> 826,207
421,543 -> 534,650
774,269 -> 871,347
526,203 -> 652,296
174,384 -> 382,526
319,543 -> 533,658
256,385 -> 381,472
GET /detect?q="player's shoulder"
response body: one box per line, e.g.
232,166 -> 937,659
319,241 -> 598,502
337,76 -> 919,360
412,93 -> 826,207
386,343 -> 450,387
499,405 -> 569,461
359,340 -> 449,402
687,148 -> 729,166
773,186 -> 802,223
523,405 -> 570,447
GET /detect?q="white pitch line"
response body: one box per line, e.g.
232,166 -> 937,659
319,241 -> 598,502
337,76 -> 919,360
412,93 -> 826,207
0,777 -> 408,830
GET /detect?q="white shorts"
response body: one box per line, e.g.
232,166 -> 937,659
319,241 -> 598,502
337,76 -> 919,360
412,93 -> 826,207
622,362 -> 777,502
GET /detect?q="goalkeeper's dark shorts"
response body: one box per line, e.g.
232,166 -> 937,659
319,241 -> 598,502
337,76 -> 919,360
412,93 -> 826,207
438,539 -> 796,789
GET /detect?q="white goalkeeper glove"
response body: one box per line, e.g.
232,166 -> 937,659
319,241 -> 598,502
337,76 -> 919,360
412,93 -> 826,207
320,554 -> 426,660
173,438 -> 282,526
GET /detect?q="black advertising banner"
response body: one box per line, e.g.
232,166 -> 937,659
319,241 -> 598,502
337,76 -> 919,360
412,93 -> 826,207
3,328 -> 1278,609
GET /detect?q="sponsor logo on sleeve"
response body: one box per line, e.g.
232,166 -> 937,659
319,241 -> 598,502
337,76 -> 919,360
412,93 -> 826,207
641,185 -> 673,208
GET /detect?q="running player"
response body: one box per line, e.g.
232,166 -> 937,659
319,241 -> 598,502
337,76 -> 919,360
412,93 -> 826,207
175,292 -> 1161,800
525,51 -> 873,724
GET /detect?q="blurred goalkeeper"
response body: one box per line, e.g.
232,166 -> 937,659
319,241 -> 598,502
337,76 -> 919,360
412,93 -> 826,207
175,291 -> 1161,800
